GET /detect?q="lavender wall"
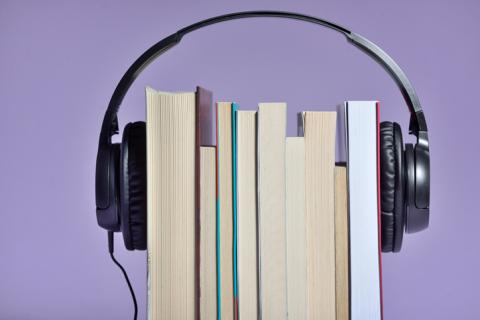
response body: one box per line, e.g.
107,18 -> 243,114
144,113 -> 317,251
1,1 -> 478,319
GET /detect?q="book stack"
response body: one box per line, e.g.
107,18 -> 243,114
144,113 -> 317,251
146,86 -> 382,320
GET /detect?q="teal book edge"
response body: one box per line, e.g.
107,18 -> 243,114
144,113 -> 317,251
232,103 -> 239,306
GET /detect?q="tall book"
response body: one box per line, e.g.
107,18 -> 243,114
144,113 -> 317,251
301,111 -> 337,320
338,101 -> 382,320
146,88 -> 196,319
285,137 -> 306,320
257,103 -> 287,319
146,87 -> 213,320
217,102 -> 236,320
236,110 -> 258,319
334,165 -> 349,320
200,147 -> 217,320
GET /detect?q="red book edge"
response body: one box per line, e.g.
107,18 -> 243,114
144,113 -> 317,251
376,102 -> 384,320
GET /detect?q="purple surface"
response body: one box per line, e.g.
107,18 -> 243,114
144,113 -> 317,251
0,1 -> 478,319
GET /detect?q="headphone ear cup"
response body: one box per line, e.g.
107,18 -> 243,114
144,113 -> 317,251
96,143 -> 122,232
380,122 -> 405,252
120,122 -> 147,251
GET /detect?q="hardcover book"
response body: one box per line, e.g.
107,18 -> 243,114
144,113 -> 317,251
338,101 -> 383,320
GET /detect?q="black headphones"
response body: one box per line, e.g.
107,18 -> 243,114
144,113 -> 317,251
95,11 -> 430,253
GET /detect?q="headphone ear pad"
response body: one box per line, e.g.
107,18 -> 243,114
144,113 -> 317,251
391,122 -> 405,252
120,122 -> 147,251
380,121 -> 405,252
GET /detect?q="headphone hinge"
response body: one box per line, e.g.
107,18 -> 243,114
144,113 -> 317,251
409,110 -> 428,136
111,115 -> 119,136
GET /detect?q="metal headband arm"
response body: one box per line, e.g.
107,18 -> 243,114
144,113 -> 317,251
98,10 -> 427,149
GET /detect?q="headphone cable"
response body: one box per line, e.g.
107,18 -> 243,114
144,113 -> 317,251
108,231 -> 138,320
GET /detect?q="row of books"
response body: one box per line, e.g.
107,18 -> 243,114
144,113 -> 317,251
146,86 -> 382,320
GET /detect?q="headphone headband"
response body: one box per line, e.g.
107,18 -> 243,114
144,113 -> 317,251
99,11 -> 427,146
96,10 -> 429,210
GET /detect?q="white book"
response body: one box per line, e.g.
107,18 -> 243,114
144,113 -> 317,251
285,137 -> 306,320
200,147 -> 217,320
302,111 -> 337,320
334,165 -> 349,320
257,103 -> 287,319
338,101 -> 382,320
236,110 -> 258,319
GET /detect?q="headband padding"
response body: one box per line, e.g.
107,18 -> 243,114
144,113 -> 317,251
120,122 -> 147,251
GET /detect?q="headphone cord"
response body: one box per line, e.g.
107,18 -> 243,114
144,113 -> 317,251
108,231 -> 138,320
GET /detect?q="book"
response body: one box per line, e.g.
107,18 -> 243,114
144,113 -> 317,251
146,88 -> 196,319
236,110 -> 258,320
334,165 -> 349,320
338,101 -> 382,319
200,146 -> 217,320
195,87 -> 215,320
217,102 -> 236,320
302,111 -> 337,320
146,86 -> 213,320
257,103 -> 287,319
285,136 -> 306,320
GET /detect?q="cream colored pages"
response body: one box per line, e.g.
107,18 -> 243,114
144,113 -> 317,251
237,111 -> 258,320
217,102 -> 234,320
303,112 -> 337,320
200,147 -> 217,320
335,165 -> 349,320
257,103 -> 287,320
146,88 -> 196,320
286,137 -> 306,320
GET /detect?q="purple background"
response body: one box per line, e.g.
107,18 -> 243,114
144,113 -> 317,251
1,1 -> 478,319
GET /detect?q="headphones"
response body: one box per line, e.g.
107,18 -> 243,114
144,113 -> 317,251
95,11 -> 430,253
